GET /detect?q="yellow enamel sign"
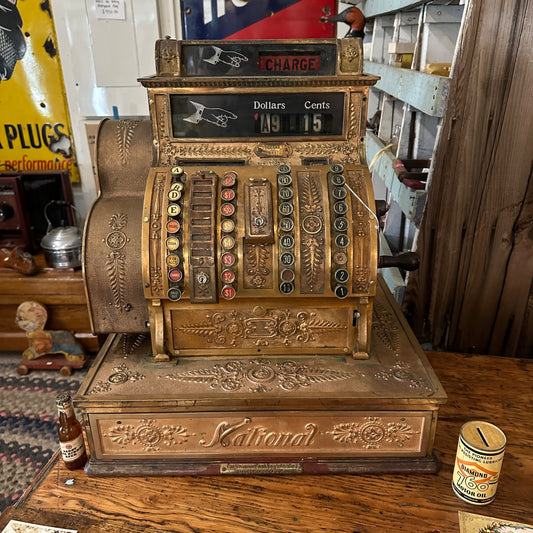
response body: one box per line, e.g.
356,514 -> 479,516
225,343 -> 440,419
0,0 -> 79,181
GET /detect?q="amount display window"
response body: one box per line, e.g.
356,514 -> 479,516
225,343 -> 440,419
170,93 -> 345,139
256,112 -> 332,135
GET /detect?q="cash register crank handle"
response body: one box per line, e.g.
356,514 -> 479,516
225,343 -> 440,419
373,200 -> 419,270
378,252 -> 420,271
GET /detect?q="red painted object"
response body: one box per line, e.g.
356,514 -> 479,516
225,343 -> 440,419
402,178 -> 426,190
181,0 -> 337,40
17,353 -> 88,377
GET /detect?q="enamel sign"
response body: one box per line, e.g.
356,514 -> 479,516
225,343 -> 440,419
0,0 -> 79,181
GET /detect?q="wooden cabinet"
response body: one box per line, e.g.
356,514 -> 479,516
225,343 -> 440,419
0,254 -> 99,352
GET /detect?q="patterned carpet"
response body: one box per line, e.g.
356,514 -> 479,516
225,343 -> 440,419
0,352 -> 89,512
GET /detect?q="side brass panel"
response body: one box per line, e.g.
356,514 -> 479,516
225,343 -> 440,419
83,119 -> 154,333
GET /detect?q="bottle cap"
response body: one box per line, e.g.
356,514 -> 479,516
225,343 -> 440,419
56,392 -> 72,408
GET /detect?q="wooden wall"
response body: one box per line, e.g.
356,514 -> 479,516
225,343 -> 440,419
403,0 -> 533,356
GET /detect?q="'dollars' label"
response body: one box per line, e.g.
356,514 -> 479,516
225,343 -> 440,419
60,434 -> 85,462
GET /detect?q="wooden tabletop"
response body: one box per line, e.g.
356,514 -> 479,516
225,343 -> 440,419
1,351 -> 531,532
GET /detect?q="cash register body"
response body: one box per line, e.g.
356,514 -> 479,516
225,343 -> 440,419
79,38 -> 446,475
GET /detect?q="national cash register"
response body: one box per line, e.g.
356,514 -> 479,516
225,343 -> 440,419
78,37 -> 446,475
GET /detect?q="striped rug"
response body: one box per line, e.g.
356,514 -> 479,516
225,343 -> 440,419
0,353 -> 89,512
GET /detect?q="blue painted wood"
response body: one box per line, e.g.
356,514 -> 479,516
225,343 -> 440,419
366,132 -> 426,224
364,61 -> 449,116
358,0 -> 426,18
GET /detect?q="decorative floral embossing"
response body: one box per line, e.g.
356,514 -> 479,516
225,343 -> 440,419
106,231 -> 127,249
178,309 -> 346,347
300,172 -> 322,214
177,144 -> 251,158
275,360 -> 354,392
109,213 -> 128,231
150,266 -> 163,296
359,419 -> 386,448
167,361 -> 244,392
353,266 -> 370,292
354,209 -> 368,237
386,421 -> 416,445
105,250 -> 126,309
158,96 -> 169,140
294,142 -> 344,156
331,423 -> 360,444
149,174 -> 165,296
299,173 -> 325,292
166,358 -> 355,393
159,140 -> 175,166
177,312 -> 227,345
375,361 -> 432,391
301,236 -> 324,291
301,215 -> 322,234
328,417 -> 417,449
105,213 -> 129,310
115,120 -> 142,166
160,47 -> 177,63
345,44 -> 360,63
106,419 -> 189,451
372,300 -> 400,354
294,142 -> 360,163
244,244 -> 271,288
89,362 -> 145,394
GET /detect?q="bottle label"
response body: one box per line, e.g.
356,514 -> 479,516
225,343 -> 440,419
60,434 -> 85,462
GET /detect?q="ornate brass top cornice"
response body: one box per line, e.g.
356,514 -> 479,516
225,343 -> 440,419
141,76 -> 379,89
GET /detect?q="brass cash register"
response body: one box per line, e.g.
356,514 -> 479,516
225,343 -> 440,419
78,37 -> 446,475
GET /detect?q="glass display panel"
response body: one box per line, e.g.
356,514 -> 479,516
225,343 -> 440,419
170,92 -> 345,139
181,42 -> 337,77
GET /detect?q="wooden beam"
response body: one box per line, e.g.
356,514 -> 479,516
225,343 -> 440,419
357,0 -> 426,18
363,61 -> 450,116
367,131 -> 426,224
403,0 -> 533,356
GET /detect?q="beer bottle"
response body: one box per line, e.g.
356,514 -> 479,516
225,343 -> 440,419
56,392 -> 87,470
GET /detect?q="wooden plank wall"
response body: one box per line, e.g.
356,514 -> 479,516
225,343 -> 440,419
402,0 -> 533,356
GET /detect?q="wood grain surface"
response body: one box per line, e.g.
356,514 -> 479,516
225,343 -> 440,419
1,351 -> 531,532
0,254 -> 99,352
403,0 -> 533,356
